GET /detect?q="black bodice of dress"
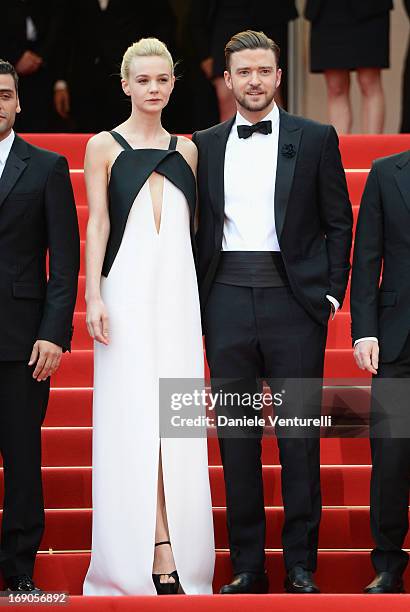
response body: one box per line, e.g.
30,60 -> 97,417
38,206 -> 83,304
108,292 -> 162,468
101,131 -> 197,277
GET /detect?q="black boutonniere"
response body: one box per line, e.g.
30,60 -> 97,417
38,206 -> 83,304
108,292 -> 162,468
281,144 -> 296,158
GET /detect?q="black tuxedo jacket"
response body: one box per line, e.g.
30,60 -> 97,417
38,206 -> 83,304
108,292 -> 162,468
192,108 -> 353,326
305,0 -> 393,22
0,135 -> 80,361
351,151 -> 410,363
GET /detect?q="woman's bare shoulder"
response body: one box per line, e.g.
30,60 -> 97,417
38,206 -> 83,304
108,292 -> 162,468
86,131 -> 115,153
176,135 -> 198,170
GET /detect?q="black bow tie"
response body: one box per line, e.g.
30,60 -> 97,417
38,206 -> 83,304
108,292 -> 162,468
237,120 -> 272,139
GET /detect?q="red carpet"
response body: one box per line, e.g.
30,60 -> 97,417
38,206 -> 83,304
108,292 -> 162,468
9,595 -> 410,612
5,133 -> 408,609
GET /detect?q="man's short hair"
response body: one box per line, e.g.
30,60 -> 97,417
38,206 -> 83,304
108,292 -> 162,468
225,30 -> 280,71
0,59 -> 19,93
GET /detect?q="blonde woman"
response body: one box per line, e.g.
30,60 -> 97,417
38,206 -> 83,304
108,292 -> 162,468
82,38 -> 215,596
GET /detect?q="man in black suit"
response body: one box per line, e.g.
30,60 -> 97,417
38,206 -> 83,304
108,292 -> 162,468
193,31 -> 352,594
351,151 -> 410,594
0,60 -> 79,592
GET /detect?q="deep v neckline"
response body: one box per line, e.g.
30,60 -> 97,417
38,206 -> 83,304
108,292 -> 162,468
147,175 -> 166,237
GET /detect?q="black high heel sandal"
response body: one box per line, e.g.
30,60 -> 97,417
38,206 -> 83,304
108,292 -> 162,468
152,540 -> 179,595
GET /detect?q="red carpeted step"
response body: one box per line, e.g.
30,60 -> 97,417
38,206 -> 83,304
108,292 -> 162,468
345,172 -> 367,206
76,205 -> 88,231
76,276 -> 86,311
339,134 -> 410,168
1,468 -> 92,509
0,507 -> 405,552
0,465 -> 373,509
327,313 -> 351,348
45,389 -> 92,427
1,506 -> 404,550
23,133 -> 410,172
45,385 -> 371,428
53,351 -> 93,387
71,174 -> 87,207
37,427 -> 373,467
80,241 -> 85,274
24,551 -> 409,595
23,134 -> 92,168
26,426 -> 372,468
19,593 -> 410,612
41,428 -> 92,466
324,350 -> 370,379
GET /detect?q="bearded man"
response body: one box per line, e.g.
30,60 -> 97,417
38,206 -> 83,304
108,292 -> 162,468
192,30 -> 352,594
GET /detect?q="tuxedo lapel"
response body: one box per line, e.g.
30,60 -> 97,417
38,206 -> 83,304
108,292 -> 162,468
208,117 -> 235,228
394,150 -> 410,214
274,109 -> 303,240
0,136 -> 30,211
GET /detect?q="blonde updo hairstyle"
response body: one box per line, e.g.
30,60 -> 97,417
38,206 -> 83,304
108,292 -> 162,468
121,37 -> 175,81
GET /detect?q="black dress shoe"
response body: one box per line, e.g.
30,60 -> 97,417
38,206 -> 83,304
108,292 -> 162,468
219,571 -> 269,594
5,575 -> 42,593
285,566 -> 320,593
364,572 -> 404,594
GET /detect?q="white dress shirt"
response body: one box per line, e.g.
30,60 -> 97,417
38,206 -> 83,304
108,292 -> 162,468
222,105 -> 339,315
223,105 -> 280,251
0,130 -> 15,180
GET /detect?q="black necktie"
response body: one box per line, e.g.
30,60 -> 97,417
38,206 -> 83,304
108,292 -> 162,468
237,120 -> 272,139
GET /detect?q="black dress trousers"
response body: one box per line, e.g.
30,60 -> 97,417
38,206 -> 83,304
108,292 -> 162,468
203,282 -> 327,574
0,362 -> 50,578
369,333 -> 410,576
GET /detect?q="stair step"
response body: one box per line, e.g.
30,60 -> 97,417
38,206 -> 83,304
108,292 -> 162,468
19,550 -> 409,595
2,507 -> 405,551
44,385 -> 371,427
0,465 -> 374,508
29,429 -> 372,467
22,132 -> 410,172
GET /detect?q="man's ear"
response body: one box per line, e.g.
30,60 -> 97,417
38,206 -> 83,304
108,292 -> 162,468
224,69 -> 232,91
276,68 -> 282,89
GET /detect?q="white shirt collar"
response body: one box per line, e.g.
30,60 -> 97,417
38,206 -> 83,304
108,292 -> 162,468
0,130 -> 15,166
234,104 -> 280,129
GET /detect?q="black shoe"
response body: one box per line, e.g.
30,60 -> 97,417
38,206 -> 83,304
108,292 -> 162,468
5,575 -> 42,593
219,571 -> 269,594
364,572 -> 404,594
152,541 -> 179,595
285,566 -> 320,593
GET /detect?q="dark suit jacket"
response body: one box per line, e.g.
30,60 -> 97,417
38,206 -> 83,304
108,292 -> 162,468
305,0 -> 393,22
351,151 -> 410,363
0,135 -> 80,361
190,0 -> 299,62
192,108 -> 353,326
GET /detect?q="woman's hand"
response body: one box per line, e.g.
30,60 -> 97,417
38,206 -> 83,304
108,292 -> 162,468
86,297 -> 109,345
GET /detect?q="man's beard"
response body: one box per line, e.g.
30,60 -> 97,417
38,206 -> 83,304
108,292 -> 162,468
235,88 -> 276,113
0,117 -> 12,135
